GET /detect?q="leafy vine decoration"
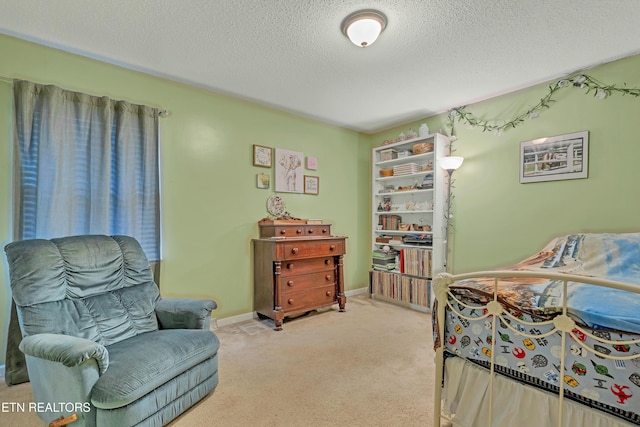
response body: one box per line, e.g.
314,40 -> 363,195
445,73 -> 640,140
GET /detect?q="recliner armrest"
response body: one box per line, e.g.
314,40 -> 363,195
19,333 -> 109,375
155,298 -> 217,330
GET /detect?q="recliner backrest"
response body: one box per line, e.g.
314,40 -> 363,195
5,235 -> 160,346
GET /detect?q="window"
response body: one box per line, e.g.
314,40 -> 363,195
13,80 -> 160,260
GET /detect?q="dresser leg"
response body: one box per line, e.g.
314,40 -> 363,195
274,308 -> 284,331
338,293 -> 347,312
336,255 -> 346,312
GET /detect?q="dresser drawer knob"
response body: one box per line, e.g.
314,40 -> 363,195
329,245 -> 336,251
324,259 -> 331,265
291,247 -> 299,254
287,280 -> 294,287
322,228 -> 328,233
325,274 -> 331,281
280,229 -> 286,235
326,291 -> 332,297
287,263 -> 294,270
296,229 -> 303,234
288,298 -> 294,305
307,228 -> 314,234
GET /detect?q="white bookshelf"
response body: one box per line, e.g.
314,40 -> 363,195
370,133 -> 450,311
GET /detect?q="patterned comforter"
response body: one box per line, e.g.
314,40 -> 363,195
452,233 -> 640,332
437,233 -> 640,424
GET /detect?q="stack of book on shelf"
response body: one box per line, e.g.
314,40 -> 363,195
370,271 -> 431,307
420,174 -> 434,189
378,214 -> 401,230
393,163 -> 422,176
398,248 -> 432,277
371,250 -> 397,271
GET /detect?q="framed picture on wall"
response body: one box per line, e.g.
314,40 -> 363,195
275,148 -> 304,193
253,144 -> 272,168
257,173 -> 270,189
519,131 -> 589,183
306,156 -> 318,170
304,175 -> 319,195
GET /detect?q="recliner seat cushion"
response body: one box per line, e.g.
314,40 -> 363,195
91,329 -> 220,409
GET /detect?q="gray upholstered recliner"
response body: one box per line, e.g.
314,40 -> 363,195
4,235 -> 220,427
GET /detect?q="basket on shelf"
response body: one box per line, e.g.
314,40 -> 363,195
412,142 -> 434,154
412,224 -> 432,231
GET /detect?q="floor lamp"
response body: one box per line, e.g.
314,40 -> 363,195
440,156 -> 464,272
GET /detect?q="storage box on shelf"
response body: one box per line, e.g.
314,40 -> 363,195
370,133 -> 449,312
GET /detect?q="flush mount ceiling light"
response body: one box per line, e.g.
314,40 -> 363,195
341,9 -> 387,48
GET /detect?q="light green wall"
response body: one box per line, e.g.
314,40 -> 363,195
372,53 -> 640,274
3,33 -> 640,369
0,34 -> 372,365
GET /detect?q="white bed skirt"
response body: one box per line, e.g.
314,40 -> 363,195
442,357 -> 635,427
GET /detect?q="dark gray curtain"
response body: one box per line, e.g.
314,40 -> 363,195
6,81 -> 160,385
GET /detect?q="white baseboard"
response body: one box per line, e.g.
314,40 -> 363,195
345,286 -> 368,296
212,312 -> 255,329
210,286 -> 369,330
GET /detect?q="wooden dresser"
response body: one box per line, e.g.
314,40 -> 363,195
253,220 -> 347,330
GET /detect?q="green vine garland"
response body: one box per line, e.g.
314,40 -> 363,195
446,73 -> 640,140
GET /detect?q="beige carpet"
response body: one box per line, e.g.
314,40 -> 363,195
0,293 -> 438,426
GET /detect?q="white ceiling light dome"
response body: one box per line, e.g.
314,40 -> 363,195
341,10 -> 387,48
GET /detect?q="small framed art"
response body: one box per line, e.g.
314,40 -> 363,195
304,175 -> 319,195
257,173 -> 270,189
306,156 -> 318,170
253,144 -> 272,168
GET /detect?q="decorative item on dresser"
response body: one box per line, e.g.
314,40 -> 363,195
253,218 -> 347,330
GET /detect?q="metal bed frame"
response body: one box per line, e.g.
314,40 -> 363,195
433,270 -> 640,427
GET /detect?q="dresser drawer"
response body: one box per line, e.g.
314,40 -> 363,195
272,226 -> 306,237
283,240 -> 344,260
278,270 -> 335,292
304,225 -> 331,237
280,257 -> 335,276
281,285 -> 336,313
259,224 -> 331,238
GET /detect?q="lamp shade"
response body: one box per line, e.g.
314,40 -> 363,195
342,10 -> 387,48
440,156 -> 464,171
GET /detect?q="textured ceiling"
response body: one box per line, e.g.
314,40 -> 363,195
2,1 -> 640,133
